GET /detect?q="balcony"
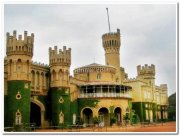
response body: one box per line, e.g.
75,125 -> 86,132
78,92 -> 131,99
78,84 -> 132,99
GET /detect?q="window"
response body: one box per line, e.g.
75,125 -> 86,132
97,73 -> 101,79
59,111 -> 64,124
73,114 -> 76,125
146,110 -> 149,120
15,109 -> 22,125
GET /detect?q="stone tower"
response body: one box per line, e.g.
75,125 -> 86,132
49,46 -> 71,126
102,29 -> 121,82
137,64 -> 155,86
5,30 -> 34,126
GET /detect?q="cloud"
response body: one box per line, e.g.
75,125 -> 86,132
4,4 -> 176,95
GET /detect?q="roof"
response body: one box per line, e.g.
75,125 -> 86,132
74,63 -> 115,70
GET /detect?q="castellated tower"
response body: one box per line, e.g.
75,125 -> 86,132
49,46 -> 71,87
137,64 -> 155,86
5,30 -> 34,126
49,46 -> 71,126
6,30 -> 34,81
102,28 -> 121,82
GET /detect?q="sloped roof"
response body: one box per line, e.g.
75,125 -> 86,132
75,63 -> 115,69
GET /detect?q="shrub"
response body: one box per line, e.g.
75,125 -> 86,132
110,116 -> 117,125
93,116 -> 100,124
131,114 -> 140,124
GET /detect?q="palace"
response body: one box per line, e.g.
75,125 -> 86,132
4,28 -> 168,128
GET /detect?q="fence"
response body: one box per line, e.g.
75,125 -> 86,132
4,121 -> 168,132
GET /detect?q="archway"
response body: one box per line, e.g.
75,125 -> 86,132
30,98 -> 45,127
30,102 -> 41,126
114,107 -> 122,125
98,107 -> 109,126
82,108 -> 93,125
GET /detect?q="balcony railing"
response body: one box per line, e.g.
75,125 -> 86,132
78,93 -> 131,98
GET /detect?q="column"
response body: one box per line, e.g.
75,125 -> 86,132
40,73 -> 42,92
101,85 -> 103,97
108,85 -> 109,97
86,86 -> 88,98
93,86 -> 95,97
34,71 -> 37,92
114,86 -> 116,97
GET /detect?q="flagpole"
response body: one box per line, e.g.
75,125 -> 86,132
106,8 -> 111,33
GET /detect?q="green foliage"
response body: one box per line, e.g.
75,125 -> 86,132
4,95 -> 8,127
78,99 -> 99,112
168,93 -> 176,121
132,102 -> 146,122
93,116 -> 100,124
109,106 -> 114,118
50,88 -> 71,126
110,116 -> 117,125
6,81 -> 31,126
76,117 -> 84,125
70,100 -> 79,123
123,113 -> 130,120
131,114 -> 140,124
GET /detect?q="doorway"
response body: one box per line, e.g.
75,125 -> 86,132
114,107 -> 122,125
98,107 -> 109,126
30,102 -> 41,127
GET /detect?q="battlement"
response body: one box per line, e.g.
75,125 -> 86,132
102,29 -> 121,53
32,61 -> 49,68
137,64 -> 155,76
49,46 -> 71,66
160,84 -> 168,91
102,28 -> 120,38
6,30 -> 34,57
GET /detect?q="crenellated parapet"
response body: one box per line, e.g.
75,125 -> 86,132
49,46 -> 71,67
32,61 -> 49,68
6,30 -> 34,57
137,64 -> 155,77
160,84 -> 168,92
102,28 -> 121,53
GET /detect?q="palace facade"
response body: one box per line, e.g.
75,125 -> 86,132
4,28 -> 168,128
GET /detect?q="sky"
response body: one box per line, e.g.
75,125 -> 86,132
4,4 -> 176,96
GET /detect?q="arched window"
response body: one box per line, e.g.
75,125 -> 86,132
15,109 -> 22,125
97,73 -> 101,79
59,111 -> 64,124
41,72 -> 44,88
36,71 -> 40,87
59,69 -> 63,82
52,70 -> 56,81
116,78 -> 119,82
31,70 -> 35,87
17,59 -> 22,72
9,59 -> 12,75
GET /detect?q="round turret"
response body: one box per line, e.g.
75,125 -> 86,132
102,28 -> 121,83
102,28 -> 121,54
49,46 -> 71,88
6,30 -> 34,57
5,30 -> 34,81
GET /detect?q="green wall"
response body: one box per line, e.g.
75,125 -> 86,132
132,102 -> 145,122
4,95 -> 8,127
50,87 -> 71,127
78,98 -> 99,114
6,80 -> 31,126
132,102 -> 158,122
